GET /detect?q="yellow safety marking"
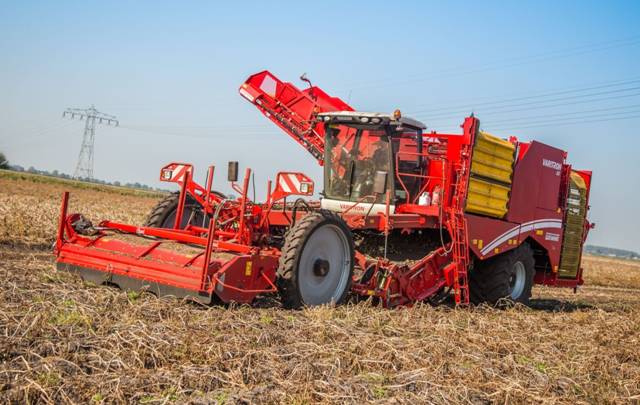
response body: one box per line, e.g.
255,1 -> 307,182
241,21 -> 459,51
245,261 -> 253,276
478,240 -> 483,249
536,230 -> 544,236
472,239 -> 477,245
494,248 -> 500,254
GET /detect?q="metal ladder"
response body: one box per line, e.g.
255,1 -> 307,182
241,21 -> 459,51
448,147 -> 471,305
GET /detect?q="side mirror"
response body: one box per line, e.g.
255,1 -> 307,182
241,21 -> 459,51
228,161 -> 239,182
373,171 -> 387,195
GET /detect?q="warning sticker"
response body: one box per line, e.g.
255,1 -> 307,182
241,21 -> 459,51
545,232 -> 560,242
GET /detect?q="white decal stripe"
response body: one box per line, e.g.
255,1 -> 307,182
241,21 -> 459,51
480,219 -> 562,255
481,228 -> 521,255
288,174 -> 302,191
481,219 -> 562,255
171,165 -> 185,181
279,176 -> 291,193
480,222 -> 526,255
533,221 -> 563,231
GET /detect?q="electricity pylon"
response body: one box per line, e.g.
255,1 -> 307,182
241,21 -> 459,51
63,105 -> 118,180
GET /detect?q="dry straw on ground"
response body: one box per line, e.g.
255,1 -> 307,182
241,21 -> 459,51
1,172 -> 639,404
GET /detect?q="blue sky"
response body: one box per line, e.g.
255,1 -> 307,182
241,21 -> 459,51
1,1 -> 639,251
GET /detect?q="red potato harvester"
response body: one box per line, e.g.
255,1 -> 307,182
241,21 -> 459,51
54,71 -> 593,308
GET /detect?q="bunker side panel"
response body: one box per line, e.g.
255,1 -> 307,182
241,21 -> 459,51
507,141 -> 565,224
467,214 -> 521,260
467,207 -> 562,266
467,139 -> 566,263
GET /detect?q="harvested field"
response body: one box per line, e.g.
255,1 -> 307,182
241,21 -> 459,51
1,172 -> 639,404
0,171 -> 161,248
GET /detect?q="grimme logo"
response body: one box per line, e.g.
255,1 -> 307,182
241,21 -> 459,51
542,159 -> 561,170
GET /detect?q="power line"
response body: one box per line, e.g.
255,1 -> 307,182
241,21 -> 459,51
486,113 -> 640,132
63,105 -> 118,180
337,35 -> 640,91
15,121 -> 77,141
118,125 -> 286,141
121,123 -> 270,131
413,84 -> 640,118
120,81 -> 640,136
419,89 -> 640,124
426,112 -> 640,134
408,77 -> 640,115
474,103 -> 640,126
488,109 -> 640,129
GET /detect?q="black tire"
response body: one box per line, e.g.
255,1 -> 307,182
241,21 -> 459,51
277,210 -> 354,309
469,243 -> 535,306
144,191 -> 225,229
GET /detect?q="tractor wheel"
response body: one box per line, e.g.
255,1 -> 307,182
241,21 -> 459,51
469,243 -> 535,306
277,210 -> 354,309
144,191 -> 225,229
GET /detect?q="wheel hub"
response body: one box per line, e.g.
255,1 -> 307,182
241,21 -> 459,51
509,261 -> 526,299
313,259 -> 330,277
298,224 -> 351,305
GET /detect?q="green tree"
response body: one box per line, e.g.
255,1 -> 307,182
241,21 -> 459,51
0,152 -> 8,170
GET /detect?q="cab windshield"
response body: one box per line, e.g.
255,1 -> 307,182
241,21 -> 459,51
324,125 -> 391,204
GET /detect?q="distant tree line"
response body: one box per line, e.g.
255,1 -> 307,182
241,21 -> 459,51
585,245 -> 639,260
1,151 -> 168,192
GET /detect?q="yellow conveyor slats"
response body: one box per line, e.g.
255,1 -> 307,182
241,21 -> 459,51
465,131 -> 516,218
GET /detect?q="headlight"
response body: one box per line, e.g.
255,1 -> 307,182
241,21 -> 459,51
360,117 -> 370,123
371,117 -> 381,124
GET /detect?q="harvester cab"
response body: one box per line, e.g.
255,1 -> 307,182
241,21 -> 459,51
317,111 -> 427,215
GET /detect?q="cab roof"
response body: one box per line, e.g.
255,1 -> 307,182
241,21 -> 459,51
317,111 -> 426,130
